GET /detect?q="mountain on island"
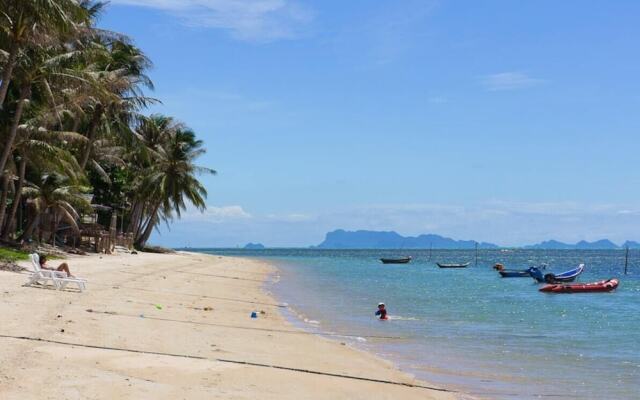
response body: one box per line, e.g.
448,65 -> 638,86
312,230 -> 638,250
622,241 -> 640,249
524,239 -> 620,250
243,243 -> 265,249
314,230 -> 499,249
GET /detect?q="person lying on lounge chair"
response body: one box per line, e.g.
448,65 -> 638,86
39,255 -> 74,277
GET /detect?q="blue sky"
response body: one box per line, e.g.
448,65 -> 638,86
102,1 -> 640,247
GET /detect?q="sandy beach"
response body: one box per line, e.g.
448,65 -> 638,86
0,251 -> 458,399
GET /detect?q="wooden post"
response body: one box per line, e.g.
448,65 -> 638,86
475,241 -> 478,266
624,246 -> 629,275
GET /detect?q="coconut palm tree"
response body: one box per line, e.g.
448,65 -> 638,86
1,119 -> 87,239
19,171 -> 91,242
0,0 -> 88,108
0,2 -> 213,249
131,115 -> 215,248
76,38 -> 155,170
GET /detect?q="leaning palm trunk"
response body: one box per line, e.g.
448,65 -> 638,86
126,201 -> 143,235
0,42 -> 19,109
79,105 -> 104,169
0,86 -> 30,174
135,214 -> 156,248
19,212 -> 40,243
0,176 -> 9,231
2,158 -> 26,240
135,202 -> 161,248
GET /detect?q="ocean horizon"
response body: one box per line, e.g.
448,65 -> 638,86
195,248 -> 639,400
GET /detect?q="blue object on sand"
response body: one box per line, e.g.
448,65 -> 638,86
251,311 -> 258,318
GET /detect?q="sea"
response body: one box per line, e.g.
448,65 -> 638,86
191,248 -> 639,400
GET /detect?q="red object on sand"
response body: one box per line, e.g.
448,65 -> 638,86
539,279 -> 619,293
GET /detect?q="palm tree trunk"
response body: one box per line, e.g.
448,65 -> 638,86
126,201 -> 142,233
2,157 -> 26,240
0,175 -> 10,233
133,203 -> 150,239
0,41 -> 19,109
79,105 -> 104,170
19,213 -> 40,243
0,85 -> 30,174
138,209 -> 154,238
135,214 -> 156,248
135,202 -> 161,248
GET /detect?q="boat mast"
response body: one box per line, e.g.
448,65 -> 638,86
624,246 -> 629,275
475,241 -> 478,267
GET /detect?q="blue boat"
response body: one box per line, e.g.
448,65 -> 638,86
529,264 -> 585,283
495,263 -> 542,278
499,268 -> 533,278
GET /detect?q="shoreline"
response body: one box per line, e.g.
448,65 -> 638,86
0,251 -> 461,399
263,256 -> 485,400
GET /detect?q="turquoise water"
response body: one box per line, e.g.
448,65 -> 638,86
195,249 -> 639,399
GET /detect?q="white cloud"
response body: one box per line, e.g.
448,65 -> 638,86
481,72 -> 544,91
184,205 -> 252,223
265,212 -> 315,222
110,0 -> 313,42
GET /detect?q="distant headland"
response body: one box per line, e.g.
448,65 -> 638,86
312,229 -> 640,250
243,243 -> 266,250
313,230 -> 498,249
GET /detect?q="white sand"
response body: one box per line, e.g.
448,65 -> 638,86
0,251 -> 460,399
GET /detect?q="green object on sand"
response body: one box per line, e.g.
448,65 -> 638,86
155,304 -> 163,310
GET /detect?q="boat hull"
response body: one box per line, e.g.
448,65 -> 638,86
437,263 -> 470,269
380,257 -> 411,264
530,264 -> 584,283
499,270 -> 531,278
540,279 -> 619,293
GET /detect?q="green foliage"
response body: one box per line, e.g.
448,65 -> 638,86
0,247 -> 30,262
0,2 -> 214,248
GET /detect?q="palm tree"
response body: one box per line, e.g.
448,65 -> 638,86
19,171 -> 91,243
76,38 -> 155,170
131,115 -> 215,248
0,0 -> 88,108
0,2 -> 213,249
1,120 -> 87,239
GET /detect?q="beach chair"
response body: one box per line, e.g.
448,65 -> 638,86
56,274 -> 87,292
27,253 -> 64,289
27,253 -> 87,292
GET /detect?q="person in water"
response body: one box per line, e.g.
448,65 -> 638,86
39,254 -> 74,277
375,303 -> 388,320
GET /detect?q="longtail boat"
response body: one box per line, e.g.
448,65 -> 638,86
530,264 -> 584,283
437,262 -> 470,269
380,257 -> 412,264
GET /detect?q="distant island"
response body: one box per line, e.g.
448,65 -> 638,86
313,230 -> 640,250
314,230 -> 498,249
243,243 -> 266,249
524,239 -> 640,250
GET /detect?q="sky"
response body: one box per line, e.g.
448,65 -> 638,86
100,0 -> 640,247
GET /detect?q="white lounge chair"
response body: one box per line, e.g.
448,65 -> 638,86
27,253 -> 64,289
57,275 -> 87,292
27,253 -> 87,292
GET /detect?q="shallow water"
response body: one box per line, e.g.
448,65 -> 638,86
194,249 -> 639,399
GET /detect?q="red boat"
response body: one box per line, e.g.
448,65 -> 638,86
539,279 -> 619,293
